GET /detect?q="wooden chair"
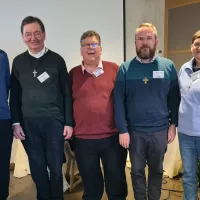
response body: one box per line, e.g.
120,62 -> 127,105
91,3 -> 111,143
64,141 -> 82,192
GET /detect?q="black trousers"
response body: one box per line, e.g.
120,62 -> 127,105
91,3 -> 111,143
21,117 -> 64,200
73,134 -> 128,200
129,129 -> 168,200
0,119 -> 13,200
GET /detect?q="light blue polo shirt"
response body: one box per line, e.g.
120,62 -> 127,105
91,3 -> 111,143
178,58 -> 200,136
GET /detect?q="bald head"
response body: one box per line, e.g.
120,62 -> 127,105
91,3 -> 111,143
135,23 -> 158,40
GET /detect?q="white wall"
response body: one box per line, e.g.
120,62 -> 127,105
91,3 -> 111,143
125,0 -> 165,60
0,0 -> 124,70
0,0 -> 166,68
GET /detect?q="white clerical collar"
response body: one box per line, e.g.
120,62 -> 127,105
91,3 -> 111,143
28,47 -> 48,58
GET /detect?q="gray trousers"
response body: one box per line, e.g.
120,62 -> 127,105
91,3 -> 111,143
129,129 -> 168,200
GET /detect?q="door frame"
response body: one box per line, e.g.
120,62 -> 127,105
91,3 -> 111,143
164,0 -> 200,57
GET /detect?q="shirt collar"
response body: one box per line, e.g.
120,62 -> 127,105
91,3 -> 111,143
136,55 -> 157,63
81,60 -> 103,74
184,57 -> 194,70
28,46 -> 48,58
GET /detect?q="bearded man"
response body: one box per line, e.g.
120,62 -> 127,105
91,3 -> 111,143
113,23 -> 180,200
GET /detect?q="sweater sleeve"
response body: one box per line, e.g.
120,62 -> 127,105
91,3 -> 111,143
58,57 -> 74,127
3,53 -> 10,96
167,63 -> 180,126
9,59 -> 22,123
113,65 -> 128,134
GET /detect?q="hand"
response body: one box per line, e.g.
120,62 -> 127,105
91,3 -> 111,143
119,132 -> 130,149
63,126 -> 73,140
168,125 -> 176,144
13,124 -> 25,140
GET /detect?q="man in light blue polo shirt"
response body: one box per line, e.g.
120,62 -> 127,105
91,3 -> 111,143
178,30 -> 200,200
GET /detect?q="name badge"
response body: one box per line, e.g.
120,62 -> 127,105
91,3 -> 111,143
153,71 -> 164,79
191,71 -> 200,82
93,68 -> 104,77
37,72 -> 50,83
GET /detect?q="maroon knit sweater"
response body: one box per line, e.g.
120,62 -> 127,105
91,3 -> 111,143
69,61 -> 119,139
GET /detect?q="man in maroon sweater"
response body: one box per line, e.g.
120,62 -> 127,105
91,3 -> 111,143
69,30 -> 127,200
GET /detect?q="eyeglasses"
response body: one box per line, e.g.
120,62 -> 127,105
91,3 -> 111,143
81,43 -> 99,48
23,31 -> 42,40
193,42 -> 200,49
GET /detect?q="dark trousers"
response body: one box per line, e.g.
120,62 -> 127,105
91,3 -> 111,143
21,117 -> 64,200
129,129 -> 168,200
73,134 -> 127,200
0,119 -> 13,200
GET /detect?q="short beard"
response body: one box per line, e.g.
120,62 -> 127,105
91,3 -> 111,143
136,45 -> 156,60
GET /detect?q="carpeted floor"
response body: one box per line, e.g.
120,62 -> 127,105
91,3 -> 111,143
8,167 -> 197,200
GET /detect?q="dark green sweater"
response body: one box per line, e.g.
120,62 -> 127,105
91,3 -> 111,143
114,56 -> 180,133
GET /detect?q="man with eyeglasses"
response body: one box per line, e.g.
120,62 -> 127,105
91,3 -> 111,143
0,50 -> 13,200
178,30 -> 200,200
114,23 -> 180,200
9,16 -> 73,200
69,30 -> 127,200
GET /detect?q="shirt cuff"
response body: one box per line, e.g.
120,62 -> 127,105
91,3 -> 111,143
12,123 -> 20,126
119,127 -> 128,134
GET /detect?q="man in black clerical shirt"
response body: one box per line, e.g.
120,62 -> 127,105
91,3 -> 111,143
9,16 -> 73,200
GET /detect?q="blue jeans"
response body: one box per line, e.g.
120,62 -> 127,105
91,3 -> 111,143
178,132 -> 200,200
